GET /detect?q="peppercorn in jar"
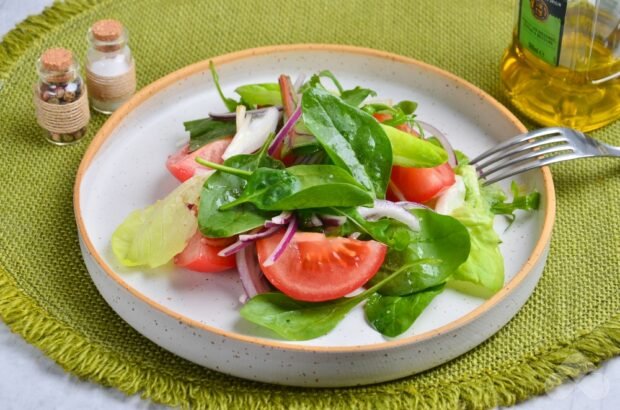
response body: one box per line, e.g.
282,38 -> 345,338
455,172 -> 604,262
34,48 -> 90,145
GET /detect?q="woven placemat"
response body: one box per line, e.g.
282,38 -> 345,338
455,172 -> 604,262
1,0 -> 619,408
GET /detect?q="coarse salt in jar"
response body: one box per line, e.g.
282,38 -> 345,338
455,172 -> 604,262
34,48 -> 90,145
86,19 -> 136,114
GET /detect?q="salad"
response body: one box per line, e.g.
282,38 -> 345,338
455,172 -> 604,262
111,65 -> 540,341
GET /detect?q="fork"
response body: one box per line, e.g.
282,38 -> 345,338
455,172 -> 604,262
469,127 -> 620,185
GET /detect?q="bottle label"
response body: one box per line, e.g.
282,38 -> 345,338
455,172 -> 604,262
518,0 -> 567,66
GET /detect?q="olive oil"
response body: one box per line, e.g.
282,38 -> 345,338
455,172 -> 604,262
500,0 -> 620,132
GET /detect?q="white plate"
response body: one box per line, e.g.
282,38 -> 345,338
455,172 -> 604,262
74,45 -> 555,387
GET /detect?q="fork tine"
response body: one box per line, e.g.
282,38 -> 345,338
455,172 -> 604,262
474,135 -> 569,169
482,153 -> 582,185
469,127 -> 566,165
478,143 -> 575,178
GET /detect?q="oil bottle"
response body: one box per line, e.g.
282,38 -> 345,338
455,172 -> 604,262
500,0 -> 620,132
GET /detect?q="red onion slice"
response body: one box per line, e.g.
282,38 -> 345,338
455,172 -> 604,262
239,225 -> 280,242
236,243 -> 271,300
262,216 -> 297,267
264,211 -> 293,228
319,214 -> 347,226
417,120 -> 457,168
357,200 -> 420,231
309,214 -> 323,227
218,239 -> 251,257
267,105 -> 302,156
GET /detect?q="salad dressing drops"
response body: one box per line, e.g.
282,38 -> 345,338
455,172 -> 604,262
500,0 -> 620,131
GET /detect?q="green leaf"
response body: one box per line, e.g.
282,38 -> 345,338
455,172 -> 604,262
368,209 -> 470,296
381,124 -> 448,168
302,87 -> 393,198
364,285 -> 444,337
111,175 -> 207,268
209,61 -> 238,112
240,293 -> 359,341
489,181 -> 541,220
184,117 -> 236,152
220,164 -> 374,211
340,86 -> 377,107
235,83 -> 282,107
447,165 -> 504,298
197,154 -> 281,238
240,262 -> 427,340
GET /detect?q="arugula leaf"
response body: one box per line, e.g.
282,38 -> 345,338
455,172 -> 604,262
209,61 -> 238,112
184,118 -> 236,152
235,83 -> 282,107
240,262 -> 428,340
364,285 -> 444,337
302,87 -> 393,198
488,181 -> 540,220
368,209 -> 470,296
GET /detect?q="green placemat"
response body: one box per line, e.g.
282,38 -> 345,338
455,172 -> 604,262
1,0 -> 619,408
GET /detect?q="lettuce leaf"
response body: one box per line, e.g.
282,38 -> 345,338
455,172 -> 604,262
111,174 -> 209,268
447,165 -> 504,298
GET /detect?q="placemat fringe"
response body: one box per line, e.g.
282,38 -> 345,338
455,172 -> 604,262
0,0 -> 103,88
2,264 -> 620,409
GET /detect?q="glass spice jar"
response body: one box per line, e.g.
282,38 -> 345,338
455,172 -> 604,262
34,48 -> 90,145
85,19 -> 136,114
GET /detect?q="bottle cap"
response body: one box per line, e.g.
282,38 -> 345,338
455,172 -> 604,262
40,48 -> 73,71
91,19 -> 123,42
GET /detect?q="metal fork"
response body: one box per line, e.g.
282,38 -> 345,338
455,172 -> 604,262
469,127 -> 620,185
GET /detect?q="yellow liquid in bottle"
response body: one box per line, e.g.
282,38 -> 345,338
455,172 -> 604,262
500,5 -> 620,132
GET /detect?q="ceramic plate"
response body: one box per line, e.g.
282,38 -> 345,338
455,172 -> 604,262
74,45 -> 555,387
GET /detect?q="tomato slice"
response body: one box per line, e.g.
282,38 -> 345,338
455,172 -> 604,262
166,138 -> 232,182
388,162 -> 456,203
174,232 -> 236,272
256,232 -> 387,302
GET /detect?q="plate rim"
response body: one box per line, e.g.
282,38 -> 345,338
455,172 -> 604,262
74,43 -> 556,352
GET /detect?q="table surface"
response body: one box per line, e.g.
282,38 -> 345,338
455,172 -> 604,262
1,1 -> 619,409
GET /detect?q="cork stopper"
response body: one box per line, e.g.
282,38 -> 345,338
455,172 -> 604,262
91,19 -> 123,42
40,48 -> 73,72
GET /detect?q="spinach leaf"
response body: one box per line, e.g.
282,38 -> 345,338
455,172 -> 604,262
340,86 -> 377,107
211,164 -> 374,211
364,285 -> 444,337
299,69 -> 345,94
235,83 -> 282,107
361,100 -> 417,127
330,207 -> 414,251
302,87 -> 393,198
184,118 -> 236,152
299,71 -> 376,107
240,293 -> 359,341
209,61 -> 238,112
197,154 -> 282,238
367,209 -> 470,296
381,124 -> 448,168
240,262 -> 427,340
